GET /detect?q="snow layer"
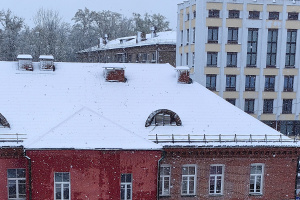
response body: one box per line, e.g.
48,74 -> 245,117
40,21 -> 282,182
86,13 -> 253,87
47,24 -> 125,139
0,62 -> 297,149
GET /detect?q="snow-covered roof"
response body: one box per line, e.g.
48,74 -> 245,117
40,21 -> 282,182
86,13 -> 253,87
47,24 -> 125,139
39,55 -> 54,60
78,31 -> 176,53
17,54 -> 32,59
0,62 -> 297,149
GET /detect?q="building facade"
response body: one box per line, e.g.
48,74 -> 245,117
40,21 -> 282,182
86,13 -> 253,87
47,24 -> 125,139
77,31 -> 176,67
177,0 -> 300,136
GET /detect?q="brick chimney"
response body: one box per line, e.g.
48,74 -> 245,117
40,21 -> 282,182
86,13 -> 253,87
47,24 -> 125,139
175,66 -> 192,84
103,64 -> 126,82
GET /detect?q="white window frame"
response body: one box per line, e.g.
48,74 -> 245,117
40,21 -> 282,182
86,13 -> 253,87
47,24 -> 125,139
121,173 -> 132,200
54,172 -> 70,200
209,164 -> 224,195
159,165 -> 171,196
181,165 -> 197,196
249,163 -> 264,195
7,169 -> 26,200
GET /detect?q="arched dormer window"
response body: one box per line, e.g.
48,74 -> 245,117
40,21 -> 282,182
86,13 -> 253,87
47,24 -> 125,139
0,113 -> 10,128
145,109 -> 182,127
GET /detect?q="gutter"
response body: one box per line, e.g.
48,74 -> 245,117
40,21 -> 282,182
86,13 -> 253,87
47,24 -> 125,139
157,151 -> 165,200
24,150 -> 32,200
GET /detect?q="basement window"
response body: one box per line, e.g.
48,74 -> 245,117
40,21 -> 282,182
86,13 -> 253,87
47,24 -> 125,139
145,109 -> 182,127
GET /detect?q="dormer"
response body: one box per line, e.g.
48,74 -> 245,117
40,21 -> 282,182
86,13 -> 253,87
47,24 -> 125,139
39,55 -> 55,71
103,64 -> 126,82
175,66 -> 192,84
0,113 -> 10,128
17,54 -> 33,71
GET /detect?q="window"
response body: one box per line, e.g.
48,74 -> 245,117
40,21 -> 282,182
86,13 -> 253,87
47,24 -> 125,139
142,53 -> 147,62
226,52 -> 237,67
181,165 -> 196,195
264,76 -> 275,91
121,174 -> 132,200
288,12 -> 298,20
186,29 -> 189,44
7,169 -> 26,199
279,121 -> 300,136
285,30 -> 297,67
208,27 -> 218,43
136,54 -> 139,62
180,54 -> 183,65
245,75 -> 256,91
245,99 -> 255,113
186,13 -> 190,21
282,99 -> 293,114
159,165 -> 171,196
192,27 -> 195,43
54,172 -> 70,200
151,52 -> 156,62
145,109 -> 182,127
269,12 -> 279,20
192,52 -> 195,67
193,10 -> 196,18
284,76 -> 294,92
206,74 -> 217,91
209,165 -> 224,195
0,113 -> 10,128
181,30 -> 183,46
228,28 -> 238,44
207,52 -> 218,66
250,164 -> 264,195
263,99 -> 273,114
266,29 -> 278,67
226,98 -> 236,106
247,28 -> 258,67
249,11 -> 260,19
186,53 -> 189,65
209,10 -> 219,18
226,75 -> 236,91
229,10 -> 239,18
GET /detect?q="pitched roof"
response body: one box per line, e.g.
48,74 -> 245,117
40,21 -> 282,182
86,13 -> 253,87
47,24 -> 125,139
0,61 -> 297,149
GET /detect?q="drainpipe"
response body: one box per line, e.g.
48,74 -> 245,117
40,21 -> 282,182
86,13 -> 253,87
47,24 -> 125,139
157,150 -> 165,200
24,150 -> 32,200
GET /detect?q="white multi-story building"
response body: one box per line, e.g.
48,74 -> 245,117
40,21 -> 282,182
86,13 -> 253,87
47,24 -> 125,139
177,0 -> 300,136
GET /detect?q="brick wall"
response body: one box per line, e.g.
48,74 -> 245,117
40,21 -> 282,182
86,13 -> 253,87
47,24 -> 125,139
160,147 -> 299,200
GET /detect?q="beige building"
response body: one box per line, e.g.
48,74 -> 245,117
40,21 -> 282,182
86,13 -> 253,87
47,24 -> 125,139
177,0 -> 300,136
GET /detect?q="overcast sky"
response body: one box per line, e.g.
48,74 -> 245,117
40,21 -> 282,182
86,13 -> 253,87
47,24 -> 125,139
2,0 -> 183,30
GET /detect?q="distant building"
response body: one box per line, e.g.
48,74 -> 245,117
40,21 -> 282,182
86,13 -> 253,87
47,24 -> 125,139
177,0 -> 300,137
77,30 -> 176,66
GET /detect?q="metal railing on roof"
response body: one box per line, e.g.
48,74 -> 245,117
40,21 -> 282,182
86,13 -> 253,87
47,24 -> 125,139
148,134 -> 299,144
0,133 -> 26,143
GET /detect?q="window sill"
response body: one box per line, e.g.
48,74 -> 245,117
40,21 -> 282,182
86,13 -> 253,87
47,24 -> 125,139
246,65 -> 257,68
207,41 -> 218,44
181,195 -> 196,197
245,89 -> 255,91
209,194 -> 223,196
266,65 -> 277,68
285,66 -> 295,68
249,193 -> 263,196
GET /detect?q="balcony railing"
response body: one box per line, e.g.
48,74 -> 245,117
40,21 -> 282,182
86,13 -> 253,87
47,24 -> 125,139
0,133 -> 26,143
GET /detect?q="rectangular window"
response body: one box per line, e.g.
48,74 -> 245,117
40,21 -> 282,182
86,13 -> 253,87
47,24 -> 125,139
186,29 -> 189,44
7,169 -> 26,199
265,75 -> 275,91
193,10 -> 196,18
249,11 -> 260,19
192,27 -> 196,43
121,174 -> 132,200
263,99 -> 273,114
192,52 -> 195,67
180,54 -> 183,66
206,74 -> 217,91
284,75 -> 294,92
245,99 -> 255,113
186,13 -> 190,21
266,29 -> 278,67
269,12 -> 279,20
209,10 -> 220,18
228,28 -> 238,44
285,30 -> 297,68
207,52 -> 218,67
226,75 -> 236,91
229,10 -> 239,18
247,28 -> 258,67
280,121 -> 296,136
181,30 -> 183,46
208,27 -> 218,43
186,53 -> 189,65
250,164 -> 264,195
226,52 -> 237,67
159,165 -> 171,196
282,99 -> 293,114
181,165 -> 196,195
209,165 -> 224,195
54,172 -> 70,200
136,54 -> 139,62
151,52 -> 156,62
288,12 -> 298,20
245,75 -> 256,91
226,98 -> 236,106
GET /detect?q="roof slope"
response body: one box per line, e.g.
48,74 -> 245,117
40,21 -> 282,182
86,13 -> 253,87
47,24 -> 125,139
0,61 -> 297,149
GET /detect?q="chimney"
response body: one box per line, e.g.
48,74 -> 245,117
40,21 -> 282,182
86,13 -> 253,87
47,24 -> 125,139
175,66 -> 192,84
103,34 -> 108,45
98,37 -> 103,48
151,26 -> 157,38
136,32 -> 142,43
103,64 -> 126,82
